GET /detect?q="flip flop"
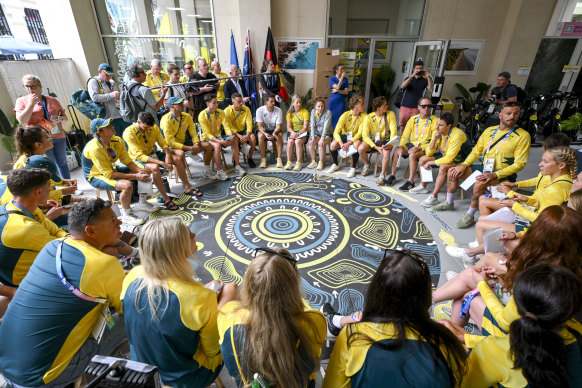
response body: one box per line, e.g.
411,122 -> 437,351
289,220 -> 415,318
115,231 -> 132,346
184,188 -> 203,197
164,200 -> 179,211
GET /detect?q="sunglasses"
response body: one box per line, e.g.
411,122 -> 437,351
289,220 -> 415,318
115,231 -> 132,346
419,104 -> 432,109
184,67 -> 193,70
106,147 -> 117,160
23,84 -> 38,89
254,247 -> 297,268
383,248 -> 427,270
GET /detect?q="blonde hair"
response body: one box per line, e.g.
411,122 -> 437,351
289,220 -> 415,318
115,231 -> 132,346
22,74 -> 41,87
287,95 -> 302,114
569,189 -> 582,214
547,147 -> 578,179
135,217 -> 196,320
240,247 -> 318,388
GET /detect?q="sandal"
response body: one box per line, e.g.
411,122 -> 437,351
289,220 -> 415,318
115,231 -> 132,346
184,188 -> 203,197
164,200 -> 179,211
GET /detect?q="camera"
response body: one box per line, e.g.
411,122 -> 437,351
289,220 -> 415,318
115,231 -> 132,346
417,70 -> 425,76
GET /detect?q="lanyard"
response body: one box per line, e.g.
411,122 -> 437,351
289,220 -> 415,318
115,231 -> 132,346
377,113 -> 387,139
207,109 -> 218,133
152,73 -> 163,86
99,77 -> 112,92
294,112 -> 304,124
171,113 -> 186,133
415,116 -> 430,140
11,201 -> 35,220
315,111 -> 326,126
534,177 -> 572,207
439,128 -> 453,153
234,108 -> 243,122
96,137 -> 116,161
40,96 -> 50,120
137,125 -> 148,144
350,113 -> 361,133
55,238 -> 107,303
485,125 -> 516,156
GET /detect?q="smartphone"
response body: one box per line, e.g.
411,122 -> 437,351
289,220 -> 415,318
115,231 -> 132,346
62,194 -> 73,208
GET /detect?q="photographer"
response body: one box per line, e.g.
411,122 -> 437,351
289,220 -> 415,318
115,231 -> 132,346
487,71 -> 518,107
398,60 -> 434,134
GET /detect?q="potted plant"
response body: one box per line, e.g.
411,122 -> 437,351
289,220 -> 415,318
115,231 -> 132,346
0,108 -> 17,159
455,82 -> 490,112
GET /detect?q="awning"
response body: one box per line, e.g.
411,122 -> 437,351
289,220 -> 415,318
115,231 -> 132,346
0,36 -> 52,55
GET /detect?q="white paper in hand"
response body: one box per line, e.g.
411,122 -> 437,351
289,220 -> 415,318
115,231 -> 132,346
460,170 -> 481,191
297,131 -> 308,139
138,180 -> 153,194
490,186 -> 506,199
386,136 -> 400,146
339,145 -> 358,159
483,227 -> 504,254
420,167 -> 434,182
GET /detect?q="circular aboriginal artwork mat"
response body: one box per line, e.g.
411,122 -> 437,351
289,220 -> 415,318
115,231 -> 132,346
149,173 -> 440,314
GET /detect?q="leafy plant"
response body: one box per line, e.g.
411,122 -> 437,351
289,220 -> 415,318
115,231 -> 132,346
0,109 -> 18,156
455,82 -> 490,112
559,112 -> 582,132
370,65 -> 396,101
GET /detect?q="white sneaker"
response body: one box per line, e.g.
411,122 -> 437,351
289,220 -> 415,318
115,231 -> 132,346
316,161 -> 323,171
276,158 -> 284,168
260,158 -> 267,168
134,201 -> 161,213
293,162 -> 302,171
74,190 -> 84,196
202,169 -> 218,180
362,164 -> 370,176
409,185 -> 429,194
421,195 -> 439,207
347,168 -> 356,178
445,246 -> 474,263
284,161 -> 292,170
307,160 -> 317,169
446,270 -> 458,281
327,163 -> 339,173
120,213 -> 145,226
468,240 -> 480,249
234,166 -> 246,177
376,174 -> 385,185
216,170 -> 228,180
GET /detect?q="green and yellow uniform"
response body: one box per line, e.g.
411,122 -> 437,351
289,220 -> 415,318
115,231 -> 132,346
333,111 -> 365,143
223,105 -> 253,135
198,108 -> 225,141
399,114 -> 438,151
361,111 -> 397,148
160,111 -> 200,149
213,71 -> 229,102
144,70 -> 170,99
82,136 -> 134,190
123,123 -> 169,165
0,175 -> 12,205
461,125 -> 531,181
425,126 -> 470,166
286,109 -> 310,132
14,154 -> 64,202
507,174 -> 572,222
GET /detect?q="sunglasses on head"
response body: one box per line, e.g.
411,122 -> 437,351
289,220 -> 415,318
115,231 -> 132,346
383,248 -> 427,270
254,247 -> 297,268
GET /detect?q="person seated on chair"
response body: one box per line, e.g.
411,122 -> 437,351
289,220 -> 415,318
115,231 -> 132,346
83,118 -> 152,226
161,96 -> 212,196
217,247 -> 326,388
358,96 -> 398,184
411,112 -> 471,207
223,92 -> 256,169
121,217 -> 235,387
199,93 -> 244,180
256,95 -> 284,168
307,97 -> 332,171
328,95 -> 365,176
13,126 -> 80,225
285,95 -> 310,171
123,111 -> 182,211
0,168 -> 67,314
386,97 -> 437,189
430,101 -> 531,229
0,199 -> 127,387
322,249 -> 467,387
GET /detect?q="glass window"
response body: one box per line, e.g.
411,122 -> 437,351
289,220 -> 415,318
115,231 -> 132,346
328,0 -> 426,37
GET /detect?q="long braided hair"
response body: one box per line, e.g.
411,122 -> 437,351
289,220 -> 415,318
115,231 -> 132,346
547,146 -> 577,179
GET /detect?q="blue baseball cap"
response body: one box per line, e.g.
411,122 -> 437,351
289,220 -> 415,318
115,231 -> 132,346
98,63 -> 114,75
90,118 -> 113,133
167,96 -> 185,106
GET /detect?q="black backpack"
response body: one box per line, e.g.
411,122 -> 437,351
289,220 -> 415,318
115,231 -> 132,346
120,82 -> 147,123
515,86 -> 526,104
394,88 -> 406,109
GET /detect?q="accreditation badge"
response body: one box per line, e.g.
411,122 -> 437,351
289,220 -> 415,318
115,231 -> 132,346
483,158 -> 495,173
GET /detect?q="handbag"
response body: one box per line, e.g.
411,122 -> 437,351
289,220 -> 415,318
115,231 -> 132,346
394,88 -> 406,109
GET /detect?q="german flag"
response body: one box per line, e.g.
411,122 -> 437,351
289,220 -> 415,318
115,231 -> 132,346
264,26 -> 289,100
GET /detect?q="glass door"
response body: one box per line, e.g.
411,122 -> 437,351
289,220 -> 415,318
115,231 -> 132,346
328,37 -> 371,102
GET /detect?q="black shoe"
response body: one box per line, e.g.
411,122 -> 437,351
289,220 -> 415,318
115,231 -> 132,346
320,303 -> 341,336
399,180 -> 415,191
248,158 -> 256,168
386,175 -> 396,186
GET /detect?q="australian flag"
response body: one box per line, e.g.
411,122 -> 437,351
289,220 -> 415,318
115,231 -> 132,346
243,28 -> 258,117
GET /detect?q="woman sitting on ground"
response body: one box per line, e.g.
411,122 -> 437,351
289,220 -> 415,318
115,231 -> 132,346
459,263 -> 582,387
447,146 -> 577,263
432,205 -> 582,349
217,247 -> 326,388
121,217 -> 235,387
323,250 -> 467,387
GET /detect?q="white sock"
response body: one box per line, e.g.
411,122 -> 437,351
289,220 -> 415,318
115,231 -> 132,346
332,315 -> 342,329
121,208 -> 131,216
446,193 -> 454,205
467,207 -> 477,216
139,194 -> 148,204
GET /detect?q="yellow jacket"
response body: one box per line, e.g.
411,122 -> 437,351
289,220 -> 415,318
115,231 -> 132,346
198,108 -> 225,141
286,109 -> 310,132
160,111 -> 200,149
143,71 -> 170,99
425,127 -> 468,166
223,105 -> 253,135
362,111 -> 397,148
333,111 -> 365,143
123,123 -> 169,163
213,71 -> 228,101
399,114 -> 438,151
462,125 -> 531,180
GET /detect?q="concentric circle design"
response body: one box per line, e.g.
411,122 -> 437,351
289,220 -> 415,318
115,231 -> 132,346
215,195 -> 350,268
347,187 -> 393,208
